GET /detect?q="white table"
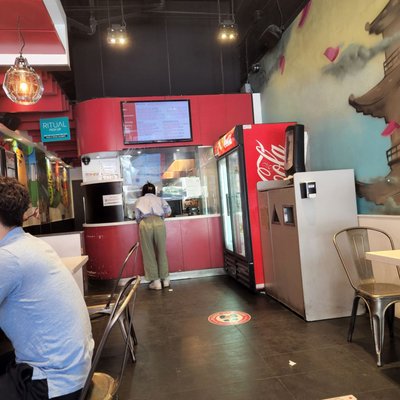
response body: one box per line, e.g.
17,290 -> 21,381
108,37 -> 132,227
61,255 -> 89,294
365,250 -> 400,265
61,255 -> 89,273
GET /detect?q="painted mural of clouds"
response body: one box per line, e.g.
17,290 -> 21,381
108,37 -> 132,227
323,31 -> 400,79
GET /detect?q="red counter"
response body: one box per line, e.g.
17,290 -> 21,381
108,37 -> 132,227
84,215 -> 223,279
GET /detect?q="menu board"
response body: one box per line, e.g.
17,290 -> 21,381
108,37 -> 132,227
121,100 -> 192,144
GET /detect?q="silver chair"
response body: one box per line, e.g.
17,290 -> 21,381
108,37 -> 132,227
85,242 -> 140,360
333,226 -> 400,366
80,276 -> 141,400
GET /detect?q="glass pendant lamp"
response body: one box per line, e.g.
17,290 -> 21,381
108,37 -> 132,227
2,17 -> 44,105
2,55 -> 44,105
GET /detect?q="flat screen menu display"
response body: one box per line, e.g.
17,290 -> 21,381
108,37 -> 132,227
121,100 -> 192,144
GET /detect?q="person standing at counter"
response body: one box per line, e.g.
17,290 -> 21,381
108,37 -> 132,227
0,177 -> 94,400
134,182 -> 171,290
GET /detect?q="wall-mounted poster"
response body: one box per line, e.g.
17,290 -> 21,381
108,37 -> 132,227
5,150 -> 17,179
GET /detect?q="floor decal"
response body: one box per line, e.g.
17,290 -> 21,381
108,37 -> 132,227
208,311 -> 251,326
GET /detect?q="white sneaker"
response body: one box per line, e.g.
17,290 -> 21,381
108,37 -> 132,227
149,279 -> 162,290
162,278 -> 170,288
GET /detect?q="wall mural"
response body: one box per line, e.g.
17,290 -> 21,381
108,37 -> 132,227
251,0 -> 400,214
347,0 -> 400,208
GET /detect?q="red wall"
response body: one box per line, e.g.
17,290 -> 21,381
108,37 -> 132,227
0,71 -> 78,162
75,94 -> 254,154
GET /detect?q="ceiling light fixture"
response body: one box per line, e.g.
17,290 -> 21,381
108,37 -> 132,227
106,0 -> 128,46
217,0 -> 238,42
2,18 -> 44,105
107,24 -> 128,45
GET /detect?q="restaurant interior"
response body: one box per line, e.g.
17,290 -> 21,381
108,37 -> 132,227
1,1 -> 400,399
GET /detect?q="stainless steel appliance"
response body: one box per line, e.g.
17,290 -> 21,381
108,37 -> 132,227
257,169 -> 358,321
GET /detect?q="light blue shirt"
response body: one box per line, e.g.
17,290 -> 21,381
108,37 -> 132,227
134,193 -> 171,223
0,227 -> 94,398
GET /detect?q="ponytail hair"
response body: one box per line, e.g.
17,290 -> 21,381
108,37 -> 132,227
142,181 -> 156,196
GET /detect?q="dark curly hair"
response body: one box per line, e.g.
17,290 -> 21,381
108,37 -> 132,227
0,177 -> 30,227
142,181 -> 156,196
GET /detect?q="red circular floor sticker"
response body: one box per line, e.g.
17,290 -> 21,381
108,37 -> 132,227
208,311 -> 251,326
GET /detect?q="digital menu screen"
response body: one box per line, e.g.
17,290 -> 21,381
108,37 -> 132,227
121,100 -> 192,144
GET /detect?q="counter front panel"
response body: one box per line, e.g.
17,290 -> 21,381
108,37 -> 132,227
84,215 -> 223,279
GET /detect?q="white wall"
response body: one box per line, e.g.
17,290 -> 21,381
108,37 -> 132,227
39,232 -> 85,294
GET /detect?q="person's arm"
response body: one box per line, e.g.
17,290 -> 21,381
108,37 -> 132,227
161,199 -> 172,217
0,250 -> 21,306
133,199 -> 143,223
135,209 -> 144,223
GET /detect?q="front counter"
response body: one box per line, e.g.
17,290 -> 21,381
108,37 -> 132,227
83,215 -> 223,279
81,145 -> 223,279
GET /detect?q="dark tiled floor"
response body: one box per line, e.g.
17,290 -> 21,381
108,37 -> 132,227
90,275 -> 400,400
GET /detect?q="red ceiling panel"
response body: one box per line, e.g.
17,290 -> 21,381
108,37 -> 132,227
0,0 -> 65,55
0,31 -> 65,54
0,0 -> 55,29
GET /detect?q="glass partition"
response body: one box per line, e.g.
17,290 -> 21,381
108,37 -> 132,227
119,145 -> 219,219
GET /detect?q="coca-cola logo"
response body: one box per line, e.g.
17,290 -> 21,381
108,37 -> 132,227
255,140 -> 285,181
223,134 -> 233,147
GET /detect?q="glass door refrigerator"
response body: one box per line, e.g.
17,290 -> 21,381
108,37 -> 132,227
214,123 -> 293,291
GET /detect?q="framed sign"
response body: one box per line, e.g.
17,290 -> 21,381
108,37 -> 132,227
40,117 -> 71,142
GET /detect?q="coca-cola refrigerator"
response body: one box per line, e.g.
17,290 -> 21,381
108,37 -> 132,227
214,123 -> 293,291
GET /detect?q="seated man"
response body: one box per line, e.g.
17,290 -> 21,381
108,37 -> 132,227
0,177 -> 94,400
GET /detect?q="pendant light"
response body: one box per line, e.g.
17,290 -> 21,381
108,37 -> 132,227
217,0 -> 238,42
106,0 -> 128,46
2,18 -> 44,105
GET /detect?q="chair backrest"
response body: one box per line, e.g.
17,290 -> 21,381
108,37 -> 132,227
105,242 -> 139,309
333,226 -> 396,290
80,276 -> 141,400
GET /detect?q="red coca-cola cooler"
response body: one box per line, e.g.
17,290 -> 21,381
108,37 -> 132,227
214,123 -> 293,291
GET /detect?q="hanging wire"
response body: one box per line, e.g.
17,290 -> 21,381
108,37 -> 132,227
107,0 -> 111,28
17,16 -> 26,56
217,0 -> 221,24
164,19 -> 172,95
245,36 -> 249,77
231,0 -> 235,23
121,0 -> 126,27
276,0 -> 284,29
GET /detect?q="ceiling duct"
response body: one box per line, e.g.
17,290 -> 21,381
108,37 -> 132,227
258,24 -> 282,48
67,0 -> 97,35
65,0 -> 166,35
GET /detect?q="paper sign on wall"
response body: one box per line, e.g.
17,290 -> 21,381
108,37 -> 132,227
82,158 -> 121,182
181,177 -> 202,198
103,194 -> 123,207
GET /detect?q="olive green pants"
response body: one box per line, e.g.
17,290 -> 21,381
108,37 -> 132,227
139,216 -> 169,281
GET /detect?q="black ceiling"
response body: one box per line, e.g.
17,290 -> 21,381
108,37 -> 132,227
57,0 -> 308,100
